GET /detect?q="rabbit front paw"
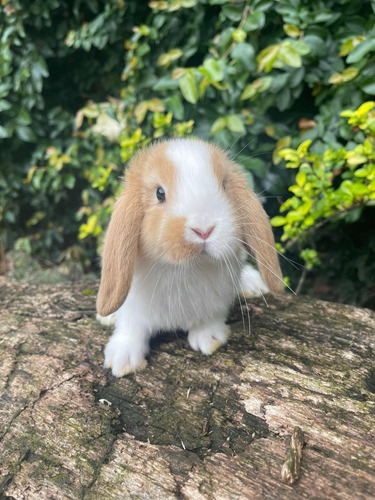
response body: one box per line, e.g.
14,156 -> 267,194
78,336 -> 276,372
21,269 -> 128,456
188,321 -> 231,355
104,335 -> 148,377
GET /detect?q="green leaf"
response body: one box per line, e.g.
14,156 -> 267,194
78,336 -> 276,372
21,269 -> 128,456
241,84 -> 257,100
304,34 -> 326,57
289,41 -> 310,56
347,38 -> 375,64
16,126 -> 36,142
243,11 -> 265,31
226,114 -> 245,133
153,77 -> 179,91
157,48 -> 183,66
210,117 -> 226,135
0,125 -> 9,139
0,100 -> 12,112
222,5 -> 242,21
360,79 -> 375,95
278,45 -> 301,68
201,58 -> 223,82
241,77 -> 272,100
165,95 -> 184,120
231,43 -> 256,72
271,216 -> 287,227
179,70 -> 198,103
64,174 -> 76,189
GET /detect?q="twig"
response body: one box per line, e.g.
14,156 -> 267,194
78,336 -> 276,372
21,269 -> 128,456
295,267 -> 307,295
281,426 -> 304,485
220,2 -> 251,60
285,202 -> 365,251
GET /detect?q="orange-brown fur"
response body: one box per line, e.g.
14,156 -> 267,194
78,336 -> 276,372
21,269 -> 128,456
96,163 -> 144,316
139,142 -> 177,260
164,217 -> 199,262
207,143 -> 226,183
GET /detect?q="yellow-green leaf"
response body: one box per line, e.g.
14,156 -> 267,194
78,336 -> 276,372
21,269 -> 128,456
232,29 -> 246,43
356,101 -> 375,116
257,44 -> 279,73
296,171 -> 306,187
157,48 -> 183,67
341,67 -> 359,82
346,152 -> 367,166
283,24 -> 300,37
339,36 -> 365,57
241,84 -> 257,100
271,216 -> 287,227
273,136 -> 291,165
328,73 -> 343,85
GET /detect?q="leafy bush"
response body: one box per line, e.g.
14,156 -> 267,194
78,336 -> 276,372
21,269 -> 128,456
1,0 -> 375,306
271,101 -> 375,264
271,101 -> 375,305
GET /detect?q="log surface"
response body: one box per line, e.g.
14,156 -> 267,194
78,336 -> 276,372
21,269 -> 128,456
0,277 -> 374,499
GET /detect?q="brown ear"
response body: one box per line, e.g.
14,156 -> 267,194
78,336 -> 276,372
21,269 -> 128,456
96,176 -> 143,316
227,167 -> 284,294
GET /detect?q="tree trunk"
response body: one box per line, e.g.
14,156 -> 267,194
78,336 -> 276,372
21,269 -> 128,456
0,277 -> 374,499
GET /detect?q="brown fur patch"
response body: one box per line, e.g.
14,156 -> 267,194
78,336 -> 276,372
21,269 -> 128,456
139,142 -> 176,199
137,142 -> 177,260
164,217 -> 199,262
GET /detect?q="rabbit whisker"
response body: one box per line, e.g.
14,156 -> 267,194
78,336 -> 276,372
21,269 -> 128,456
234,237 -> 296,295
239,232 -> 302,269
222,248 -> 249,336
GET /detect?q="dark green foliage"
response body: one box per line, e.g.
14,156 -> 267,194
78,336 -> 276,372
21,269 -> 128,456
0,0 -> 374,306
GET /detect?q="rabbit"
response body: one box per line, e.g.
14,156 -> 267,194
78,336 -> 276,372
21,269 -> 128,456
97,138 -> 283,377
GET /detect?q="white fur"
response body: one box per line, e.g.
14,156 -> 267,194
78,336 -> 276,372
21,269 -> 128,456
104,252 -> 245,376
96,313 -> 116,327
166,140 -> 237,260
240,265 -> 269,298
101,139 -> 268,377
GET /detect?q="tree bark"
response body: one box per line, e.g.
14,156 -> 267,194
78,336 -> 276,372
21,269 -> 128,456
0,277 -> 374,499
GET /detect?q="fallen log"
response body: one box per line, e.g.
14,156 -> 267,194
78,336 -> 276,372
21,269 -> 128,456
0,277 -> 374,499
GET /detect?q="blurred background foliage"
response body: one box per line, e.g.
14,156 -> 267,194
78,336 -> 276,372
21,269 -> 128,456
0,0 -> 374,307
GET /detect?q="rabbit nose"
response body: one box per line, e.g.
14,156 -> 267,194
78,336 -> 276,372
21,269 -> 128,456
191,226 -> 215,240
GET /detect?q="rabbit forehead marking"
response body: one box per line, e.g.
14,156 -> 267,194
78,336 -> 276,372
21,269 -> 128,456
166,139 -> 224,206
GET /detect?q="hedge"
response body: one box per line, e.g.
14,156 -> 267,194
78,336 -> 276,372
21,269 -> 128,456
1,0 -> 374,307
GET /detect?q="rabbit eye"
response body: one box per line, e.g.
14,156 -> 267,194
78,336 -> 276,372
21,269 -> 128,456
156,187 -> 166,203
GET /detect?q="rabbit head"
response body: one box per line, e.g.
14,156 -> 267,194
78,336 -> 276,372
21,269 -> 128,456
97,138 -> 283,316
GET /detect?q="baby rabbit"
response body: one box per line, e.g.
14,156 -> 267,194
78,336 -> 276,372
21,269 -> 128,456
97,139 -> 283,377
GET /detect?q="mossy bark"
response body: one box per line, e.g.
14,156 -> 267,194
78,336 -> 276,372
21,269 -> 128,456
0,277 -> 374,499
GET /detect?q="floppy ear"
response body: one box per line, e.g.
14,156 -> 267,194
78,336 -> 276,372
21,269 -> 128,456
96,177 -> 143,316
227,167 -> 284,294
